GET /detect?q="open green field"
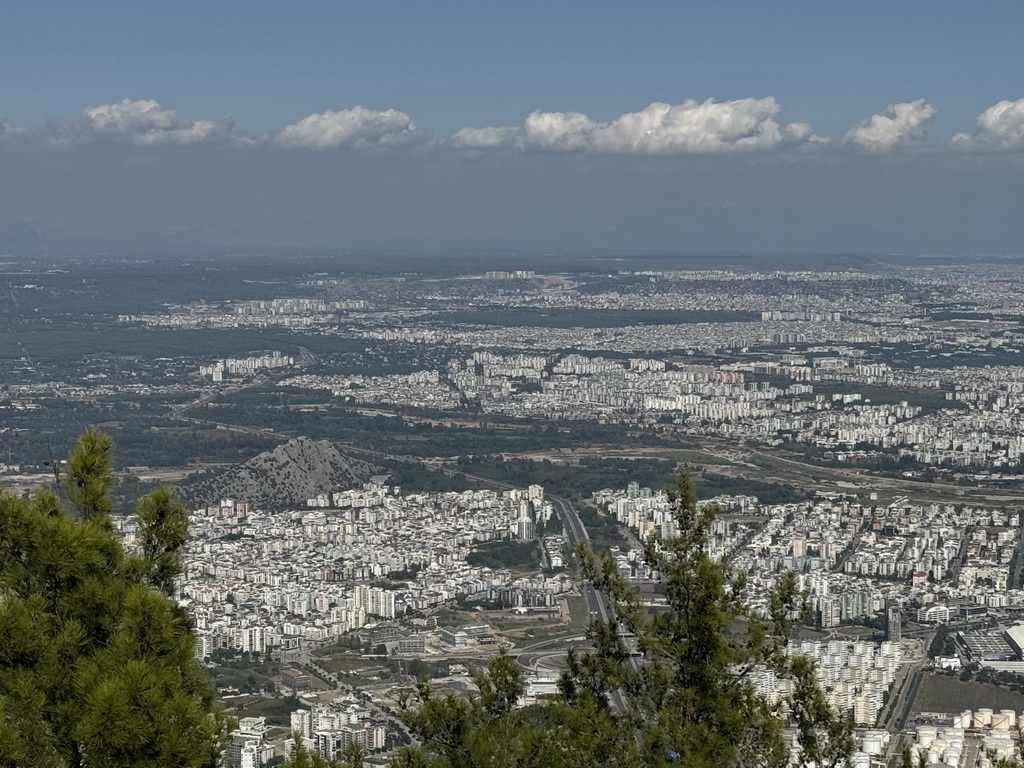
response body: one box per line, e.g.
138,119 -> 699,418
565,596 -> 589,628
811,382 -> 966,414
833,625 -> 877,638
310,654 -> 380,675
222,694 -> 304,727
647,447 -> 743,467
912,673 -> 1024,714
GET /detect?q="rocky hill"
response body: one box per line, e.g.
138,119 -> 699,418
179,437 -> 381,511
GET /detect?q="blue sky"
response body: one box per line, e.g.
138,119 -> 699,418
2,1 -> 1024,252
4,1 -> 1022,139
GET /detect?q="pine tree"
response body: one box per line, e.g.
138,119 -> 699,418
135,485 -> 191,596
0,429 -> 231,767
395,646 -> 633,768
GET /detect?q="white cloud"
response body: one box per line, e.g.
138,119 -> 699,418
952,98 -> 1024,151
81,98 -> 221,145
452,97 -> 823,154
275,106 -> 419,149
450,125 -> 520,149
842,100 -> 935,153
0,117 -> 24,140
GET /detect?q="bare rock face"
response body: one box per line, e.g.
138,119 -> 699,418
180,437 -> 380,511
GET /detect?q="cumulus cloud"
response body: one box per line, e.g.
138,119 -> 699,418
80,98 -> 222,145
275,106 -> 420,149
0,118 -> 18,139
842,100 -> 935,153
452,97 -> 823,154
952,98 -> 1024,151
451,125 -> 521,149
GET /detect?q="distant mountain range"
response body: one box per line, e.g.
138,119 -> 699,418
179,437 -> 381,511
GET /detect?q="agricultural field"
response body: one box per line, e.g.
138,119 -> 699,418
912,673 -> 1024,715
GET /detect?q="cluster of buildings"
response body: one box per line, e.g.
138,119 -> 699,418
226,717 -> 273,768
593,480 -> 1024,646
358,318 -> 887,356
281,369 -> 463,410
755,640 -> 902,726
134,484 -> 569,659
839,502 -> 1017,585
274,341 -> 1024,476
230,298 -> 368,317
121,296 -> 368,329
279,351 -> 783,423
225,699 -> 391,768
741,497 -> 1022,623
287,699 -> 389,760
594,481 -> 760,555
761,310 -> 842,322
105,264 -> 1024,478
198,350 -> 294,381
484,270 -> 536,279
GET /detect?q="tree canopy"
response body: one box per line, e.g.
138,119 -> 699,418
0,429 -> 230,767
394,472 -> 853,768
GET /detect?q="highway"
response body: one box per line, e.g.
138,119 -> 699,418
545,495 -> 638,712
515,635 -> 588,674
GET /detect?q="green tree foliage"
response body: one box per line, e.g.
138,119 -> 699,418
0,429 -> 231,767
396,472 -> 853,768
64,429 -> 116,524
394,649 -> 631,768
135,485 -> 190,596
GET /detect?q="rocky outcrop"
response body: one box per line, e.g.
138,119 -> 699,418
180,437 -> 380,511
